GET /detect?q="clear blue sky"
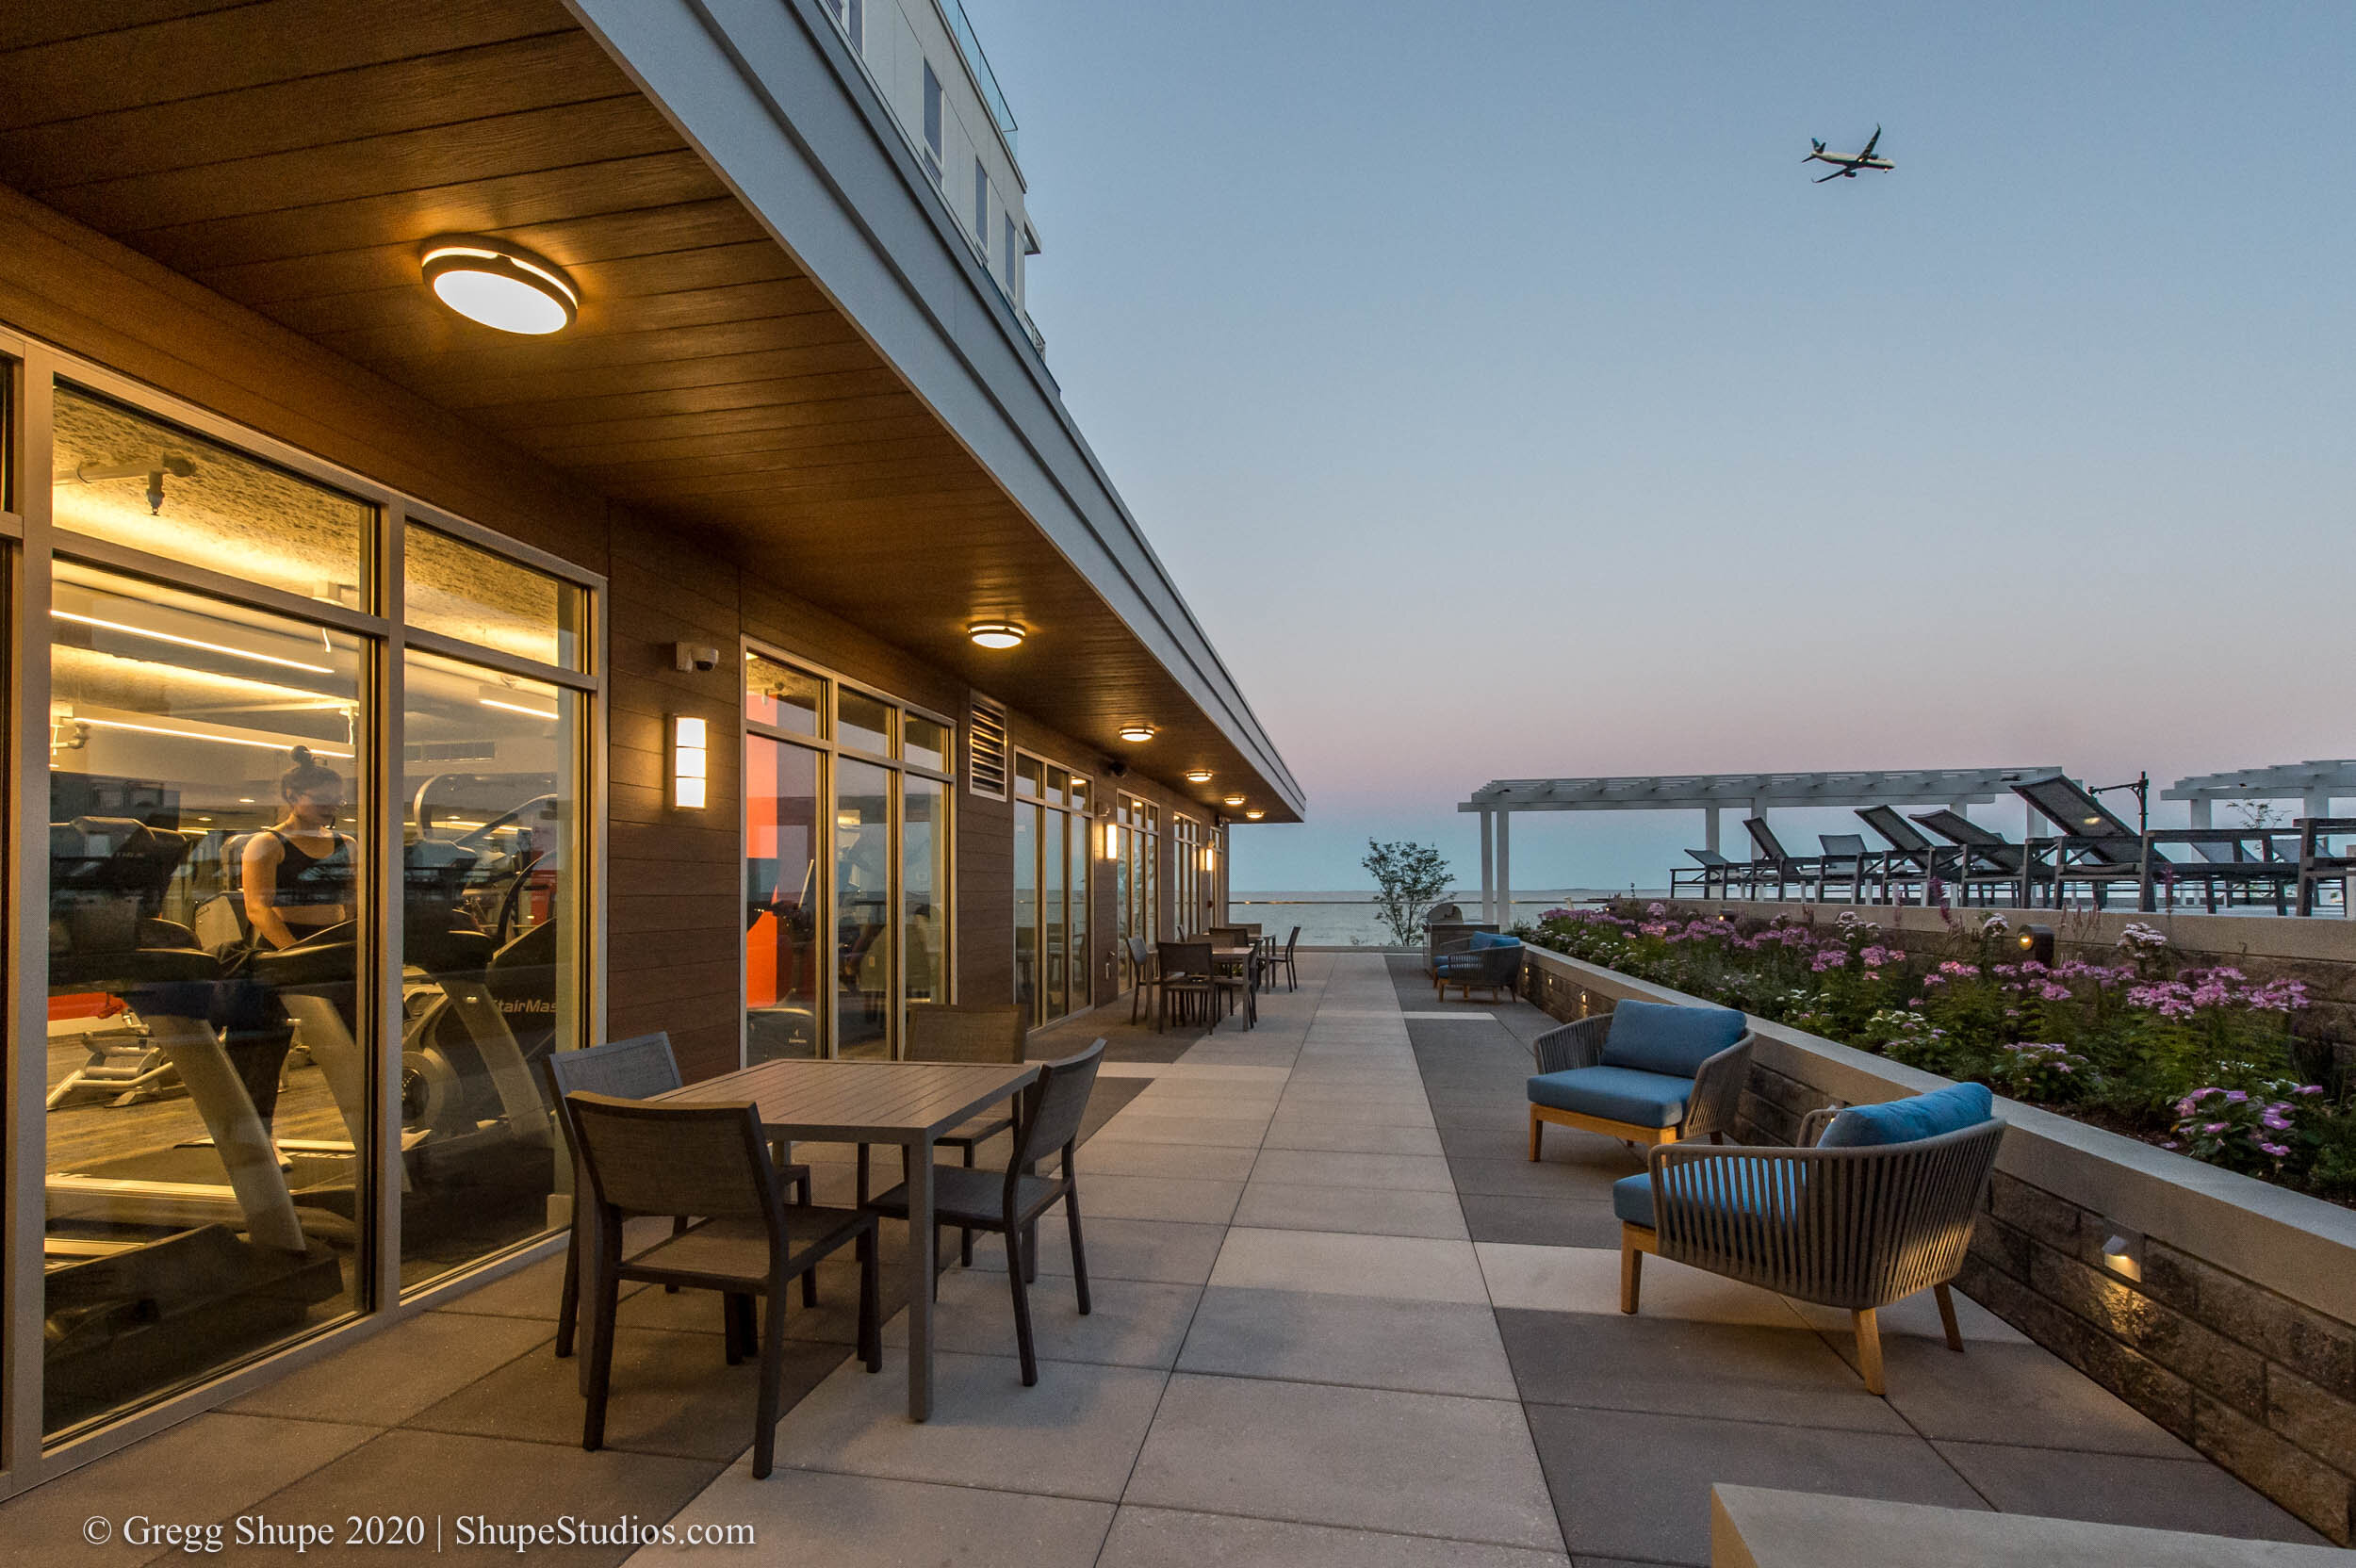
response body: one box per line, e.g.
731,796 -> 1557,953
961,1 -> 2356,890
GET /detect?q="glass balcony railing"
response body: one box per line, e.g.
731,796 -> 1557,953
937,0 -> 1017,152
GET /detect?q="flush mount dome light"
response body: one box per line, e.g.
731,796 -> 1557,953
1245,808 -> 1266,821
421,237 -> 578,335
968,620 -> 1026,649
1222,793 -> 1245,808
1184,768 -> 1213,783
1117,724 -> 1156,743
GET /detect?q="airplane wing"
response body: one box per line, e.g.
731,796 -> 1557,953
1859,125 -> 1882,158
1813,167 -> 1852,183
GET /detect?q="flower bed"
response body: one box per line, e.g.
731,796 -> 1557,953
1523,902 -> 2356,1202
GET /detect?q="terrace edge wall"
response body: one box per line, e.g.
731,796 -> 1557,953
1517,942 -> 2356,1544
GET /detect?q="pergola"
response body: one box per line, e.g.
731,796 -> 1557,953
1454,767 -> 2060,923
2164,761 -> 2356,825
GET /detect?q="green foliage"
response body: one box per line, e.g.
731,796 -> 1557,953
1528,902 -> 2356,1202
1361,839 -> 1454,947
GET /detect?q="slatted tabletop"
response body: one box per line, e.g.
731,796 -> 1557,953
660,1058 -> 1039,1143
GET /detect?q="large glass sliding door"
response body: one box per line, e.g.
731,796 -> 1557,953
1116,793 -> 1158,991
1014,753 -> 1091,1028
742,648 -> 953,1061
28,367 -> 601,1446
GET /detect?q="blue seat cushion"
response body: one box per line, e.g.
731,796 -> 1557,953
1527,1065 -> 1691,1129
1818,1082 -> 1994,1148
1469,931 -> 1521,950
1612,1164 -> 1805,1230
1598,1000 -> 1747,1078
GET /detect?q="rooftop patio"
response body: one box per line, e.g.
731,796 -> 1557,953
2,952 -> 2329,1565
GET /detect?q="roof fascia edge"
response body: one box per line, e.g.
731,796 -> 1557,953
563,0 -> 1303,811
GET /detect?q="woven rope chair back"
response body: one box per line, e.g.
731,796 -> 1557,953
1157,940 -> 1212,979
905,1003 -> 1024,1064
567,1093 -> 777,1223
546,1033 -> 681,1102
1010,1039 -> 1105,1168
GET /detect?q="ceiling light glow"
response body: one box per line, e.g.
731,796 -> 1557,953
421,238 -> 578,335
967,620 -> 1026,649
1117,724 -> 1155,743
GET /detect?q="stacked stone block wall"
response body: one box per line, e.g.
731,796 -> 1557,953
1518,948 -> 2356,1544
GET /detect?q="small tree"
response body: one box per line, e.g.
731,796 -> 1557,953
1363,839 -> 1454,946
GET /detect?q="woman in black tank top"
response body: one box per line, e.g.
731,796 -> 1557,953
243,746 -> 354,950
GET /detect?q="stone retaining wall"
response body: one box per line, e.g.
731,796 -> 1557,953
1516,943 -> 2356,1544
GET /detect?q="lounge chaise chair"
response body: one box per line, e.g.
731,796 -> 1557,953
1742,817 -> 1823,901
1854,807 -> 1954,904
1909,809 -> 2033,906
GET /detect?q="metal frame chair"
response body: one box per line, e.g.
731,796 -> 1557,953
903,1003 -> 1025,1265
548,1032 -> 814,1360
1619,1110 -> 2003,1395
1527,1012 -> 1753,1155
1154,939 -> 1218,1031
864,1040 -> 1105,1385
564,1091 -> 880,1478
1263,925 -> 1301,992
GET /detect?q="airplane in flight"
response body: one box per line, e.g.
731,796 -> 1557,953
1805,126 -> 1893,183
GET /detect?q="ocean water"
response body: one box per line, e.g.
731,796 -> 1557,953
1230,890 -> 1661,946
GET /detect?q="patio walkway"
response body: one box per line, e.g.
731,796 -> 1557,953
1,952 -> 2329,1565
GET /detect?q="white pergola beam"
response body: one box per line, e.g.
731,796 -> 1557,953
2165,760 -> 2356,803
1456,767 -> 2063,814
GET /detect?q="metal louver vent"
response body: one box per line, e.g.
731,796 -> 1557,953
967,694 -> 1008,799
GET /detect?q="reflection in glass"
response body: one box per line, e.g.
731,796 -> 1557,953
400,650 -> 581,1288
1068,811 -> 1089,1012
746,737 -> 822,1062
745,654 -> 822,737
1042,804 -> 1067,1020
1013,802 -> 1037,1022
1115,823 -> 1134,990
44,561 -> 367,1438
835,759 -> 893,1058
903,775 -> 947,1021
404,526 -> 586,670
837,689 -> 892,757
903,713 -> 947,772
52,384 -> 368,608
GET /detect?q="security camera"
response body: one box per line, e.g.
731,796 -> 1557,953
1104,759 -> 1128,778
673,642 -> 722,674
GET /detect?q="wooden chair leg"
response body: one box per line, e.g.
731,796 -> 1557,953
555,1221 -> 581,1359
581,1230 -> 622,1452
1620,1231 -> 1644,1315
1528,1107 -> 1543,1161
1934,1282 -> 1964,1352
1854,1307 -> 1886,1395
1065,1181 -> 1092,1316
858,1227 -> 882,1372
1006,1223 -> 1038,1386
751,1286 -> 790,1478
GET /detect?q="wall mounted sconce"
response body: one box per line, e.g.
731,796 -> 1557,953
672,715 -> 708,809
2100,1225 -> 2144,1282
1201,846 -> 1219,873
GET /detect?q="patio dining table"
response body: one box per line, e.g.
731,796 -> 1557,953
657,1056 -> 1039,1420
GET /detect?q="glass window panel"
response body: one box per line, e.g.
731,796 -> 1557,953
1013,802 -> 1037,1023
837,688 -> 892,757
1044,764 -> 1068,806
1115,824 -> 1133,988
1042,806 -> 1066,1021
1070,777 -> 1088,813
404,525 -> 586,670
52,384 -> 369,609
834,759 -> 892,1058
746,737 -> 822,1063
903,713 -> 947,772
902,775 -> 947,1021
399,648 -> 582,1288
44,561 -> 368,1438
1067,811 -> 1089,1011
1014,754 -> 1041,798
745,653 -> 822,737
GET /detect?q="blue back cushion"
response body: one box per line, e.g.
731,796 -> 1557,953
1818,1082 -> 1995,1148
1469,932 -> 1521,951
1598,1000 -> 1747,1078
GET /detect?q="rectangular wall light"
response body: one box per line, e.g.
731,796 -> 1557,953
672,714 -> 708,808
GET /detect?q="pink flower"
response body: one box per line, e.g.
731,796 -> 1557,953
2038,983 -> 2072,1002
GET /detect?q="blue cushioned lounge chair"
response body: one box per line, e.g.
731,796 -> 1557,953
1613,1082 -> 2004,1395
1525,1001 -> 1755,1157
1434,932 -> 1522,1003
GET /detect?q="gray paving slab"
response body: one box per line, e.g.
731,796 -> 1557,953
883,1270 -> 1200,1370
1178,1286 -> 1517,1398
1233,1179 -> 1469,1240
224,1309 -> 555,1426
1246,1148 -> 1455,1192
1259,1119 -> 1445,1156
1099,1506 -> 1572,1568
1835,1336 -> 2201,1457
1075,1137 -> 1261,1182
1126,1373 -> 1563,1551
1460,1193 -> 1627,1249
1067,1171 -> 1245,1225
1934,1440 -> 2330,1544
965,1217 -> 1228,1285
628,1469 -> 1114,1566
1211,1227 -> 1489,1304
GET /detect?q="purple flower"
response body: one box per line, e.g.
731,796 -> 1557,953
2202,1122 -> 2230,1134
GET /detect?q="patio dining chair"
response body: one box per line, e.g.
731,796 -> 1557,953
1526,1001 -> 1752,1157
903,1003 -> 1026,1264
1154,939 -> 1219,1030
1612,1082 -> 2003,1395
1263,925 -> 1302,992
864,1040 -> 1105,1385
565,1092 -> 880,1478
548,1032 -> 815,1361
1125,935 -> 1159,1025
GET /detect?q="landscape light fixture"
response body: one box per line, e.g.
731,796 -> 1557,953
671,715 -> 708,809
1117,724 -> 1155,743
1184,768 -> 1213,783
967,620 -> 1025,650
2018,923 -> 2055,966
421,237 -> 578,335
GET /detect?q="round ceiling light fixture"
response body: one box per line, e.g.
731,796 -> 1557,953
967,620 -> 1026,650
1184,768 -> 1213,783
1244,808 -> 1266,821
420,237 -> 579,335
1117,724 -> 1156,743
1222,793 -> 1246,808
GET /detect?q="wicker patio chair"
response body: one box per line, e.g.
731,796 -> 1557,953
1432,938 -> 1521,1003
1613,1084 -> 2004,1396
903,1003 -> 1026,1264
866,1040 -> 1105,1385
1525,1003 -> 1753,1157
549,1032 -> 815,1360
565,1092 -> 880,1478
